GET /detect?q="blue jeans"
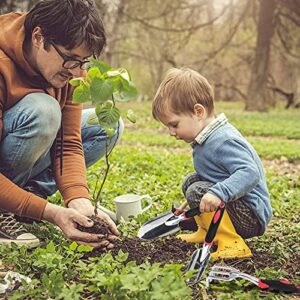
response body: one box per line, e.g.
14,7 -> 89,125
0,93 -> 123,197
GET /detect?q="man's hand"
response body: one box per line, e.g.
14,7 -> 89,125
43,200 -> 118,249
68,198 -> 119,245
200,193 -> 222,213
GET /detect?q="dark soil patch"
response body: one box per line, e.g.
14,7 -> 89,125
83,236 -> 300,299
77,215 -> 113,237
223,245 -> 300,279
87,236 -> 197,265
79,217 -> 300,280
79,219 -> 299,298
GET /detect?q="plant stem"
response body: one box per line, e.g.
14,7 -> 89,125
93,95 -> 120,215
94,138 -> 110,215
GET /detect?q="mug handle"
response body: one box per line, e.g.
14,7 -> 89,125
140,194 -> 153,213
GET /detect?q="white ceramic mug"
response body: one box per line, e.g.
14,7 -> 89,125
114,194 -> 153,221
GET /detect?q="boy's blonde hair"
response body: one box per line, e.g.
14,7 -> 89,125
152,68 -> 214,120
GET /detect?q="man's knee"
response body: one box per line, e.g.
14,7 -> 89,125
82,116 -> 124,168
22,93 -> 61,142
112,118 -> 124,145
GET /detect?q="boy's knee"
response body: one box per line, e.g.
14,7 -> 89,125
185,183 -> 202,207
182,172 -> 198,195
185,181 -> 214,207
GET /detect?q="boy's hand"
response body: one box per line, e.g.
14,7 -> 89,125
174,200 -> 188,216
200,193 -> 222,213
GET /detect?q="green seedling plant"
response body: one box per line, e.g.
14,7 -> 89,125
70,60 -> 138,215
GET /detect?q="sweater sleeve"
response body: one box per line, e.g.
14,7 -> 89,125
208,139 -> 260,202
54,96 -> 89,206
0,73 -> 5,141
0,75 -> 47,220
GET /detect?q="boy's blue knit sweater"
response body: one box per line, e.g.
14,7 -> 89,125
192,123 -> 272,230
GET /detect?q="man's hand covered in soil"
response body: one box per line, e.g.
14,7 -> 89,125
68,198 -> 119,249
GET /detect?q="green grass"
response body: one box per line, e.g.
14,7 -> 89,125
122,130 -> 300,161
1,101 -> 299,299
119,101 -> 300,139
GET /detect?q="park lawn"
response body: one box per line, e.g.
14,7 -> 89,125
118,101 -> 300,140
0,101 -> 299,299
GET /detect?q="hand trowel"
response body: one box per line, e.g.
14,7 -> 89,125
137,206 -> 200,240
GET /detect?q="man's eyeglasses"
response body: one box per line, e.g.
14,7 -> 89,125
49,41 -> 92,70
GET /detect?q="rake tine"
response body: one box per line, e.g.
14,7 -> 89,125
208,275 -> 234,282
211,265 -> 239,273
209,271 -> 232,277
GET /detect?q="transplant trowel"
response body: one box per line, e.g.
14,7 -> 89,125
137,206 -> 200,240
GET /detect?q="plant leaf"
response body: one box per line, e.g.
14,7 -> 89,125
97,106 -> 120,129
87,113 -> 99,125
73,83 -> 90,103
126,109 -> 137,123
89,59 -> 111,73
69,77 -> 84,87
113,81 -> 138,102
90,77 -> 114,103
105,127 -> 115,137
69,241 -> 78,251
87,67 -> 102,81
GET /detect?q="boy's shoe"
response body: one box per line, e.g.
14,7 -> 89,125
177,215 -> 207,243
178,210 -> 252,260
0,212 -> 40,248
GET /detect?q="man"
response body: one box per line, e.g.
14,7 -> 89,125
0,0 -> 121,249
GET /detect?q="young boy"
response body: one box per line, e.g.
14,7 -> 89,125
152,68 -> 272,259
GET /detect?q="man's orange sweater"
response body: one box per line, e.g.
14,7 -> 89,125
0,12 -> 89,220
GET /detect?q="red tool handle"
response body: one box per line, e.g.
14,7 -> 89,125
205,203 -> 225,245
258,279 -> 300,293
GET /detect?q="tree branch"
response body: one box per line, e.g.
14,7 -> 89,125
268,86 -> 294,109
215,83 -> 248,100
123,4 -> 228,33
193,1 -> 252,69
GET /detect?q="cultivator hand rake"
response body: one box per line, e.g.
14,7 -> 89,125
206,265 -> 300,294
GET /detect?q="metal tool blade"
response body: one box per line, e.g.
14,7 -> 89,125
165,207 -> 200,226
186,247 -> 211,284
137,210 -> 180,240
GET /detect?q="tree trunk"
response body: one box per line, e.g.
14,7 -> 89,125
290,57 -> 300,106
246,0 -> 275,111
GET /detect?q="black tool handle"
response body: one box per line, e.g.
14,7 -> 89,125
185,207 -> 201,218
258,279 -> 300,293
205,203 -> 226,244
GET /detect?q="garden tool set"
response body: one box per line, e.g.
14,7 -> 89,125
206,265 -> 300,294
137,203 -> 300,294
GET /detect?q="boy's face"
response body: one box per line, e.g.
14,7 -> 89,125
160,110 -> 206,143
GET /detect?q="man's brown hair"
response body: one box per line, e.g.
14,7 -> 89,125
152,68 -> 214,120
24,0 -> 106,56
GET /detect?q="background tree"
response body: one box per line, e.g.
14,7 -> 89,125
246,0 -> 276,111
1,0 -> 299,110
